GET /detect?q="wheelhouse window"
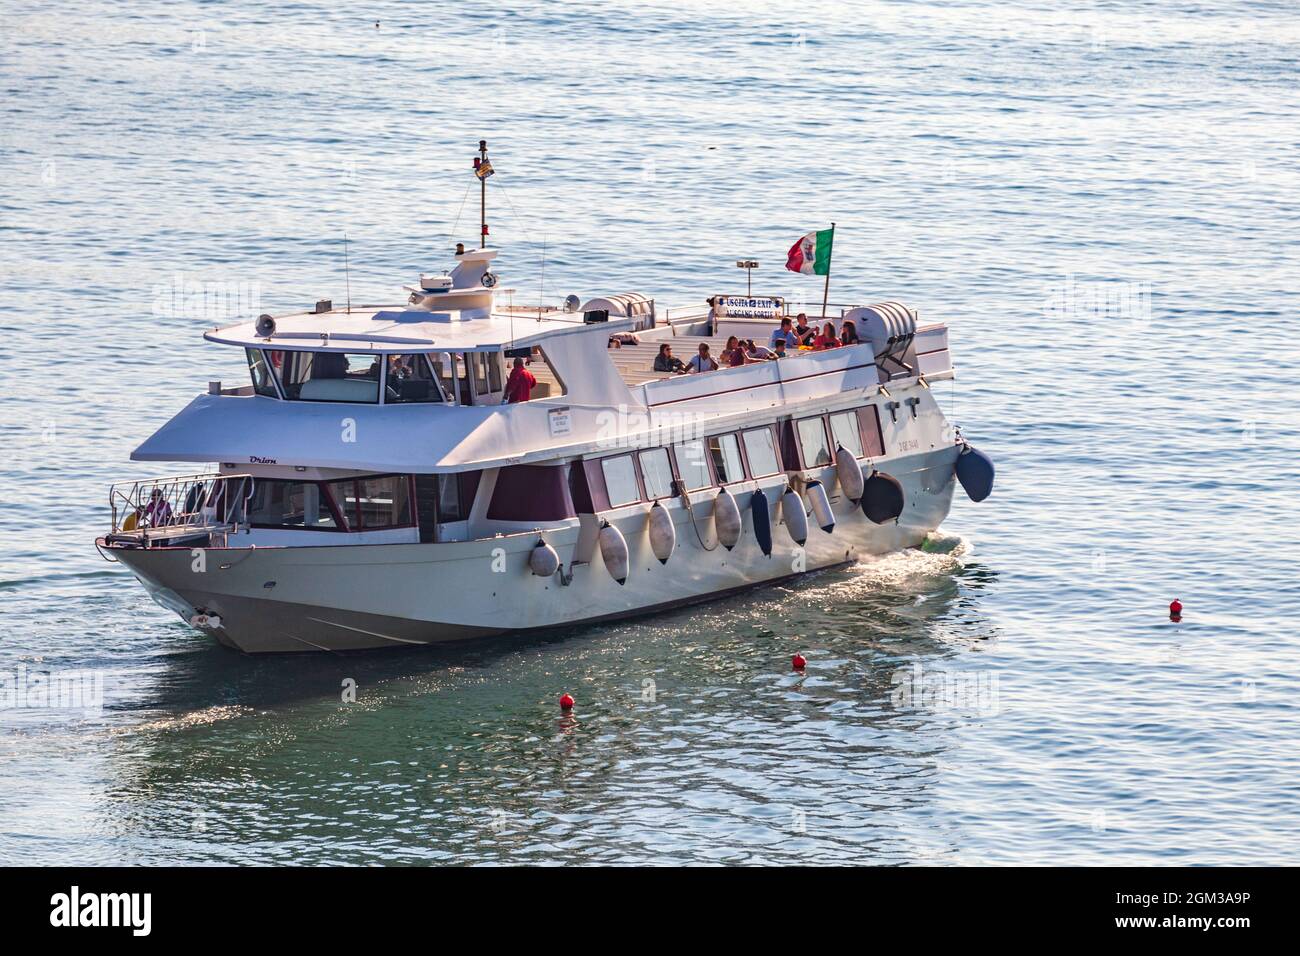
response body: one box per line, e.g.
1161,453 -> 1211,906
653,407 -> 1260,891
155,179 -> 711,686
707,434 -> 745,484
600,455 -> 641,507
742,427 -> 780,476
639,447 -> 674,499
796,417 -> 832,467
247,480 -> 339,530
469,351 -> 503,397
829,410 -> 864,457
278,351 -> 380,403
326,475 -> 413,530
385,353 -> 444,404
674,439 -> 712,490
246,349 -> 280,398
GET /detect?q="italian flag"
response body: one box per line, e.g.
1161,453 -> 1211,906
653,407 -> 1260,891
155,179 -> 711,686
786,227 -> 834,275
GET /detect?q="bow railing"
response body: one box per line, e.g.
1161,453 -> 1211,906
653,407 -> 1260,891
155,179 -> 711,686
107,472 -> 256,545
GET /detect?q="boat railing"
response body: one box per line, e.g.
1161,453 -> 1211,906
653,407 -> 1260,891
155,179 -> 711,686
106,472 -> 256,546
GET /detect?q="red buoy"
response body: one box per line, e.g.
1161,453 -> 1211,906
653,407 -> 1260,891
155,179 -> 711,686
559,693 -> 575,711
792,653 -> 807,671
1169,599 -> 1183,617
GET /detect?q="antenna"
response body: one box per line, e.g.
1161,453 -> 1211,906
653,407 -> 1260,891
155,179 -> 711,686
343,233 -> 352,313
539,235 -> 546,322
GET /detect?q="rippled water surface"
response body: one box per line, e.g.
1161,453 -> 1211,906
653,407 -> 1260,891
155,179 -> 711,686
2,0 -> 1299,864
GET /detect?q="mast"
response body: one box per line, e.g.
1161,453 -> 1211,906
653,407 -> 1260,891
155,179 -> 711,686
475,139 -> 489,248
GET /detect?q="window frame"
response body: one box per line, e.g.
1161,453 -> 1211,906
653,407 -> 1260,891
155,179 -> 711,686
325,474 -> 418,531
796,415 -> 833,469
638,447 -> 676,500
599,453 -> 644,507
672,438 -> 715,491
275,350 -> 382,404
829,410 -> 865,458
382,353 -> 446,405
247,478 -> 347,532
741,425 -> 782,477
707,433 -> 747,485
245,348 -> 283,398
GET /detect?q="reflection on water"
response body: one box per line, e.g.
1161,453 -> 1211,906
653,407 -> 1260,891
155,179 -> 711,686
74,537 -> 985,864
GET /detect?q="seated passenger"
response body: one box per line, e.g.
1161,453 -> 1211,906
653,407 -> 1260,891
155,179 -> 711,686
769,317 -> 799,350
721,335 -> 747,368
503,357 -> 537,404
653,343 -> 686,374
813,322 -> 841,350
686,343 -> 719,374
771,338 -> 788,359
745,339 -> 775,361
840,319 -> 860,346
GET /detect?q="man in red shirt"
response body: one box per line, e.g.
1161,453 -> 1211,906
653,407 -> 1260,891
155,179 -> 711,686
504,357 -> 537,403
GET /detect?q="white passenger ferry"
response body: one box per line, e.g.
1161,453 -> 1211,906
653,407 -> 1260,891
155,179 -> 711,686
98,146 -> 994,653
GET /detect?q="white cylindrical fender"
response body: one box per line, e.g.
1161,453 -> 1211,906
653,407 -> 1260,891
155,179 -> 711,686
598,521 -> 630,585
780,488 -> 808,546
714,488 -> 742,550
806,479 -> 835,534
835,445 -> 864,502
647,501 -> 675,564
529,538 -> 560,577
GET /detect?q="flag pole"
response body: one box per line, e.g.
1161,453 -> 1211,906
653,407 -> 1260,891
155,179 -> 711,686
820,222 -> 835,323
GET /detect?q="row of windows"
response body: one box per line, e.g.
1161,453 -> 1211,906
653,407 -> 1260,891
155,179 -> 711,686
595,408 -> 877,508
246,348 -> 507,405
241,475 -> 414,531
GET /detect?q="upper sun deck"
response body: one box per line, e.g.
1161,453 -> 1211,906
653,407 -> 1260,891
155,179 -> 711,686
206,302 -> 633,353
205,246 -> 636,354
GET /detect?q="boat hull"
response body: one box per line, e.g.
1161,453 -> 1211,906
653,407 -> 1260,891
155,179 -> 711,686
110,446 -> 960,653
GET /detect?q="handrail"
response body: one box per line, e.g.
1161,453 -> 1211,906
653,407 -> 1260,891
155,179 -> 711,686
107,472 -> 256,546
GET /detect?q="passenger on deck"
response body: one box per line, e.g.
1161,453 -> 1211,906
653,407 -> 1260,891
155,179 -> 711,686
771,338 -> 788,359
793,313 -> 816,347
654,343 -> 686,374
769,317 -> 799,350
813,322 -> 842,350
503,357 -> 537,404
721,335 -> 747,368
686,343 -> 719,374
840,319 -> 860,346
745,339 -> 775,361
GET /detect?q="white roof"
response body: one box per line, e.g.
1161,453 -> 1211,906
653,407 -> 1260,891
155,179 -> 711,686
207,305 -> 632,353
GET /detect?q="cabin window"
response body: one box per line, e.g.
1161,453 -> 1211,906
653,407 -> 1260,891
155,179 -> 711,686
639,448 -> 674,500
857,405 -> 885,457
742,427 -> 780,477
247,480 -> 340,530
246,349 -> 280,398
674,439 -> 712,491
796,417 -> 832,468
385,354 -> 444,404
326,475 -> 414,530
277,351 -> 381,403
708,434 -> 745,484
468,351 -> 503,395
431,353 -> 457,404
829,411 -> 864,457
600,455 -> 641,507
433,472 -> 479,522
